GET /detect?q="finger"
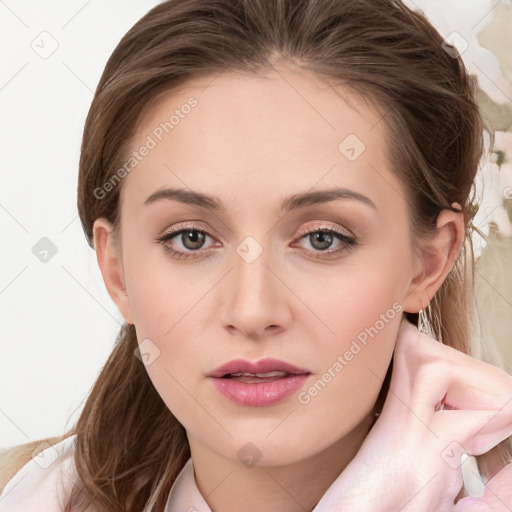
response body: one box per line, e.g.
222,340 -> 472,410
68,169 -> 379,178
465,407 -> 512,456
407,372 -> 512,451
385,320 -> 450,423
395,319 -> 512,412
453,462 -> 512,511
388,321 -> 512,452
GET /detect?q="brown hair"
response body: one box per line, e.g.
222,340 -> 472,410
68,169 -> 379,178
9,0 -> 512,510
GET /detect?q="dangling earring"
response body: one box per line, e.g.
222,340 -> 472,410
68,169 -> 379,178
418,308 -> 428,334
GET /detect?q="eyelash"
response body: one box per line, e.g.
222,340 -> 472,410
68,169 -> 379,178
155,223 -> 357,261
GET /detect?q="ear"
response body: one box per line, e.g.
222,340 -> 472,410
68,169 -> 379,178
403,206 -> 465,313
92,218 -> 134,325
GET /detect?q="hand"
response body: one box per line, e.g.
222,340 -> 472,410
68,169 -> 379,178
313,316 -> 512,512
453,462 -> 512,511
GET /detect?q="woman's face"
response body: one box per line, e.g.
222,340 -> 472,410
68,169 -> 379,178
103,64 -> 424,466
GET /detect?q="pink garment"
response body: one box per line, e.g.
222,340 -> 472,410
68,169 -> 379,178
2,434 -> 511,511
0,435 -> 211,512
164,458 -> 212,512
0,435 -> 84,511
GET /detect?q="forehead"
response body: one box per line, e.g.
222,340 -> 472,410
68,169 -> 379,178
120,65 -> 405,215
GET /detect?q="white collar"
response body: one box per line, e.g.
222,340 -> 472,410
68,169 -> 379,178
164,458 -> 212,512
163,457 -> 345,512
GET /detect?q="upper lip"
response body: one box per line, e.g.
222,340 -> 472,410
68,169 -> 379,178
209,358 -> 311,378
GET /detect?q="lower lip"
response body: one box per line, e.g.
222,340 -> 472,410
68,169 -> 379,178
209,374 -> 310,406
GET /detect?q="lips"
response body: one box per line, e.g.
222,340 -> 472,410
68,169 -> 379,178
209,358 -> 311,379
224,371 -> 289,383
208,358 -> 311,406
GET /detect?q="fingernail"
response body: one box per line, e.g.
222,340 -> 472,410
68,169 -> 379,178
461,453 -> 485,498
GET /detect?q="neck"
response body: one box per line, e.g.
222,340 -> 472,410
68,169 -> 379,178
188,411 -> 376,512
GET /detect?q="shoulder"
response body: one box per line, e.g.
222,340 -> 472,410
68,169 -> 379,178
0,433 -> 78,511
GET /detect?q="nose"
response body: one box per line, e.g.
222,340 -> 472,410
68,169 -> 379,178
219,236 -> 292,341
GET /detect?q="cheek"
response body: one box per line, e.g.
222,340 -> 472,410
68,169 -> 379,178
144,357 -> 196,424
296,248 -> 408,345
292,253 -> 405,411
292,288 -> 400,445
124,248 -> 212,340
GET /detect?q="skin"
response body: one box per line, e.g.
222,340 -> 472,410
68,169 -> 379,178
93,62 -> 463,511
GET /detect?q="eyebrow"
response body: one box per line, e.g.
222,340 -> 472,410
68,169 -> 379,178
143,186 -> 377,213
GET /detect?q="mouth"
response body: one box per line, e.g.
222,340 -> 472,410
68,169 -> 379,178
209,357 -> 311,379
221,370 -> 300,384
208,358 -> 311,407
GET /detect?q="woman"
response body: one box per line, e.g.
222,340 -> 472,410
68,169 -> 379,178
1,0 -> 512,510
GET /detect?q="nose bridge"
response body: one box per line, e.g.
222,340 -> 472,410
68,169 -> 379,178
221,233 -> 288,335
232,234 -> 273,304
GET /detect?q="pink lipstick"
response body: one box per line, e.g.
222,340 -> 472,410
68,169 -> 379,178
208,358 -> 311,407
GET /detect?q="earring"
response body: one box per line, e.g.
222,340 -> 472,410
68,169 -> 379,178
418,308 -> 428,334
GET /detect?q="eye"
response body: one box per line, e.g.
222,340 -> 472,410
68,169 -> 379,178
155,225 -> 217,260
155,223 -> 357,260
292,225 -> 357,259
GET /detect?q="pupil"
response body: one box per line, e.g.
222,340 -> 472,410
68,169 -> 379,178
183,230 -> 204,249
311,232 -> 332,250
